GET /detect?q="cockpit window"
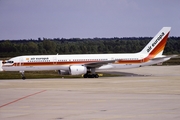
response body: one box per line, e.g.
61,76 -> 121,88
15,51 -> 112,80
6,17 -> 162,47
2,61 -> 14,64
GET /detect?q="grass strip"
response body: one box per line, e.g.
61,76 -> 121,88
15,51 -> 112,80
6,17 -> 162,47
0,71 -> 120,79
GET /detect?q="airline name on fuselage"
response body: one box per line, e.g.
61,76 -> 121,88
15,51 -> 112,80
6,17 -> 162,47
147,32 -> 165,53
30,57 -> 49,60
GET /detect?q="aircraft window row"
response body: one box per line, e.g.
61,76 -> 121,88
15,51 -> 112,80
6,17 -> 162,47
114,58 -> 138,60
58,60 -> 67,62
58,58 -> 138,61
121,58 -> 138,60
71,59 -> 107,61
26,58 -> 138,63
58,59 -> 108,61
28,60 -> 50,62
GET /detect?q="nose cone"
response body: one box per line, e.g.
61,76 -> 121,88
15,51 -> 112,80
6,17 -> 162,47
0,60 -> 3,71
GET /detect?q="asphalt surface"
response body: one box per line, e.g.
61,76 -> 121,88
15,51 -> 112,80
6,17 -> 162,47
0,66 -> 180,120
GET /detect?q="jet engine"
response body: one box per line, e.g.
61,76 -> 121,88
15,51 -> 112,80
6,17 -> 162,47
58,66 -> 87,75
69,65 -> 87,75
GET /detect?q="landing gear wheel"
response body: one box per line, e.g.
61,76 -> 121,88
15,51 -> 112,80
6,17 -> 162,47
83,74 -> 99,78
22,76 -> 26,80
95,74 -> 99,78
91,74 -> 95,78
83,74 -> 88,78
20,71 -> 26,80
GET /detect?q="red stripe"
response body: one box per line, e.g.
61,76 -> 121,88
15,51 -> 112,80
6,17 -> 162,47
0,90 -> 46,108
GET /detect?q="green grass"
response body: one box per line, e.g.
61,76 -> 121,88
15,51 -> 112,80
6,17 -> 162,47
0,71 -> 120,79
163,57 -> 180,65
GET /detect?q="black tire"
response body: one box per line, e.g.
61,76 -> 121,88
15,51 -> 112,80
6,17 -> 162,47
95,74 -> 99,78
22,76 -> 26,80
91,74 -> 95,78
83,74 -> 88,78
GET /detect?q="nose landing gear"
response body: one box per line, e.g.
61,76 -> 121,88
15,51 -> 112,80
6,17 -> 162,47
20,71 -> 26,80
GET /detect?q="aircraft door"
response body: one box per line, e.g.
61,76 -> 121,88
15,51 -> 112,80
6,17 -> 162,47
53,57 -> 57,65
19,57 -> 24,66
140,55 -> 144,63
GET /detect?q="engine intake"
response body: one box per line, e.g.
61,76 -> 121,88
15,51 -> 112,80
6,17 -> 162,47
69,66 -> 87,75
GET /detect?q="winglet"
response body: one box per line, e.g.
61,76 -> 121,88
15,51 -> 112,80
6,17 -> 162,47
140,27 -> 171,57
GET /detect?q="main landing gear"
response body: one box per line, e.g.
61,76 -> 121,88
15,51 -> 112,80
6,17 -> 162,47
83,68 -> 99,78
20,71 -> 26,80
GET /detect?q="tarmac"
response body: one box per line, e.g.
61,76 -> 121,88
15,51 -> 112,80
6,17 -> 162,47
0,65 -> 180,120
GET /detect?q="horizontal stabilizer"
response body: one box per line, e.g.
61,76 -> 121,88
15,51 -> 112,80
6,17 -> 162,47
151,55 -> 178,61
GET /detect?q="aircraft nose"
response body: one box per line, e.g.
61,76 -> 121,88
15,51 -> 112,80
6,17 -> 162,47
0,60 -> 3,71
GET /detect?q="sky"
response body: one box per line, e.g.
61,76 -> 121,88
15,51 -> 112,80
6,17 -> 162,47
0,0 -> 179,40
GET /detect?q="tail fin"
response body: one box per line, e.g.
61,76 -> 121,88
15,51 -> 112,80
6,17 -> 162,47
140,27 -> 171,56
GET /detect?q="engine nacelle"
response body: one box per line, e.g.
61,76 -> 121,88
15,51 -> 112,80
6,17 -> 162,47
69,66 -> 87,75
58,70 -> 70,75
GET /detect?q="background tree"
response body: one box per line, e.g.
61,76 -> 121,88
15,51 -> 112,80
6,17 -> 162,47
0,37 -> 179,58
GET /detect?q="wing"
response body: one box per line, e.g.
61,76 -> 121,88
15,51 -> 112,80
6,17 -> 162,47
84,60 -> 117,68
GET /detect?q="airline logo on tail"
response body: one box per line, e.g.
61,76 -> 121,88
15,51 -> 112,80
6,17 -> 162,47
152,32 -> 165,47
140,27 -> 171,57
147,32 -> 165,53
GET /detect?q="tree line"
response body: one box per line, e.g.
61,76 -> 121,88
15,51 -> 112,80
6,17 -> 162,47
0,37 -> 180,58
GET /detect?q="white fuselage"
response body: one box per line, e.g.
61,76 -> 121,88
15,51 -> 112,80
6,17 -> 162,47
2,53 -> 169,72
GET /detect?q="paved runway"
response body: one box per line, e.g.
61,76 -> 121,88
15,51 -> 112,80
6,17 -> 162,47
0,66 -> 180,120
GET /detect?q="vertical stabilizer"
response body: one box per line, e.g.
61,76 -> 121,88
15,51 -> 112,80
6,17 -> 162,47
140,27 -> 171,56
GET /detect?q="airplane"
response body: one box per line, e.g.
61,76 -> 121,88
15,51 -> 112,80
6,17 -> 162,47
1,27 -> 177,79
